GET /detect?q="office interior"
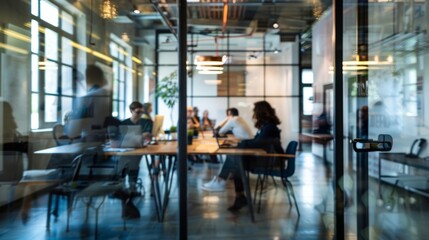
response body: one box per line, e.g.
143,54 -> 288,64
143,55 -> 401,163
0,0 -> 429,239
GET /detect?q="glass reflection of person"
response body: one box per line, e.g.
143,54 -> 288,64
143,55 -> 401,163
1,101 -> 30,222
69,64 -> 111,142
0,100 -> 28,169
1,101 -> 20,146
357,105 -> 368,138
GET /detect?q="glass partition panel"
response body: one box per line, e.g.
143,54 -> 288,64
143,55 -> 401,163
189,97 -> 228,128
265,66 -> 298,96
230,65 -> 264,96
339,0 -> 429,239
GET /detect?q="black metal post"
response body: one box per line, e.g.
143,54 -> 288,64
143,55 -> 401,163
177,0 -> 188,239
298,35 -> 303,151
333,0 -> 345,238
356,0 -> 369,238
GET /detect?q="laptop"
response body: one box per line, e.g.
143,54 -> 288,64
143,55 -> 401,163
212,127 -> 228,138
215,135 -> 236,149
119,125 -> 144,148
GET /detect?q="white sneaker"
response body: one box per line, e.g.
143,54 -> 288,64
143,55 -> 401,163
201,177 -> 225,192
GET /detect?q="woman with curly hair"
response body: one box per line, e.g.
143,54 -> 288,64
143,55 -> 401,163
202,100 -> 284,212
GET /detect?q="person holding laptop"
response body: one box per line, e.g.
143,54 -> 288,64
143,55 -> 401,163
202,101 -> 284,213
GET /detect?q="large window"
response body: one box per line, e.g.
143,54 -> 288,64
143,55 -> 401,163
110,35 -> 132,119
31,0 -> 75,129
302,69 -> 314,116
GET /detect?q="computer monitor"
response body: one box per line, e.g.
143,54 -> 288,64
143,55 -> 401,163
152,115 -> 164,138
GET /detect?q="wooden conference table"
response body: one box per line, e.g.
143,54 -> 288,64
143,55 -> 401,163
35,138 -> 294,222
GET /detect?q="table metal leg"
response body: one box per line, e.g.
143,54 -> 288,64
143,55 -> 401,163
145,155 -> 162,222
161,155 -> 176,219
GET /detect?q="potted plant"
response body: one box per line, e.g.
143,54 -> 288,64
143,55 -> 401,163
156,70 -> 178,138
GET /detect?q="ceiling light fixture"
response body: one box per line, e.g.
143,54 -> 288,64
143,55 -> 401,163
195,55 -> 225,65
198,70 -> 224,75
272,22 -> 279,29
100,0 -> 117,19
133,5 -> 140,14
196,66 -> 224,71
195,55 -> 227,74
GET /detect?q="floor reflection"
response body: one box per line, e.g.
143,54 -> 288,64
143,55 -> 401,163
0,150 -> 427,239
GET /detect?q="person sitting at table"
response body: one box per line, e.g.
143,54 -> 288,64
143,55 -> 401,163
217,107 -> 253,140
121,101 -> 153,138
214,108 -> 233,132
119,101 -> 153,182
200,110 -> 214,131
186,106 -> 203,164
204,107 -> 253,164
193,106 -> 201,126
187,106 -> 200,137
141,102 -> 153,121
202,101 -> 284,212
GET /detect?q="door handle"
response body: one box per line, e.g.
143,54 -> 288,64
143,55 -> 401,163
351,134 -> 393,152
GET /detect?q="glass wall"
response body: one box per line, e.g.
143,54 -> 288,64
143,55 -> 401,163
155,32 -> 300,145
0,0 -> 142,239
313,1 -> 429,238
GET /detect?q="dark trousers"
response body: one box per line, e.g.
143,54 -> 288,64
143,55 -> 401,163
218,155 -> 260,193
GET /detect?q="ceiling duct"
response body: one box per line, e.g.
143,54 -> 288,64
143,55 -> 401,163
188,19 -> 258,36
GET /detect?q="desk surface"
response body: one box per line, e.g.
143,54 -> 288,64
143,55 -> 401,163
379,152 -> 429,171
34,139 -> 295,158
34,142 -> 102,155
301,133 -> 334,141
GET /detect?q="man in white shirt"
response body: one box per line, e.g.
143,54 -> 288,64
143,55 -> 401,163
217,108 -> 253,140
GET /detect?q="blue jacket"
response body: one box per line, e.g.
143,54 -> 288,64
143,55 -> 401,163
238,121 -> 283,154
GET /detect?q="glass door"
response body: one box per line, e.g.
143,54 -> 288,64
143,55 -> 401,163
344,0 -> 429,239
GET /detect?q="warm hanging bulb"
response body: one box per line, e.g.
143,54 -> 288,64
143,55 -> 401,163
100,0 -> 117,19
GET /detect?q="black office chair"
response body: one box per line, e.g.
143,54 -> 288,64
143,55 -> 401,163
46,151 -> 86,231
251,141 -> 300,216
52,124 -> 73,146
0,150 -> 84,224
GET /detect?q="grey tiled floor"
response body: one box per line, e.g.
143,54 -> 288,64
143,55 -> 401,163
0,151 -> 428,239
